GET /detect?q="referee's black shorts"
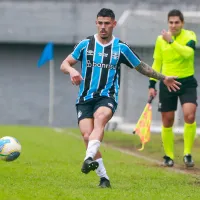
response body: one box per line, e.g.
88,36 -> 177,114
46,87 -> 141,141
158,76 -> 198,112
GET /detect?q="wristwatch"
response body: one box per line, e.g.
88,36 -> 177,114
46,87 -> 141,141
169,39 -> 174,44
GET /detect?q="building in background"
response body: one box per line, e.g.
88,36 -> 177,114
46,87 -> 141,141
1,0 -> 200,129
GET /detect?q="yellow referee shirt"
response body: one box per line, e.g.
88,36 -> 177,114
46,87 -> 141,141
150,29 -> 197,82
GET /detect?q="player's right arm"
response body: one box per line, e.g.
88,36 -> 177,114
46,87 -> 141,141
60,55 -> 78,74
60,39 -> 88,85
60,55 -> 83,86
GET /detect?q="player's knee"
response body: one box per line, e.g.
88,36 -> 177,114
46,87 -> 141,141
82,134 -> 90,143
184,113 -> 195,123
162,117 -> 174,127
95,112 -> 108,123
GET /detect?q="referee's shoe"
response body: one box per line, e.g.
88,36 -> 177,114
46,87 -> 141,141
163,155 -> 174,167
183,154 -> 194,167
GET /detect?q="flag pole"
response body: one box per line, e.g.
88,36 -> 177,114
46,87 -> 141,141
49,59 -> 54,126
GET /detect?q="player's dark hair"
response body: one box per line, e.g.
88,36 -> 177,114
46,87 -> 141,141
168,9 -> 184,22
97,8 -> 115,19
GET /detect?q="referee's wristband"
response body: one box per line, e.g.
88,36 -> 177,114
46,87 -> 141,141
149,80 -> 157,89
169,39 -> 174,44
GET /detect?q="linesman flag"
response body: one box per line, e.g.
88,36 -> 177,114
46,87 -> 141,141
133,96 -> 154,151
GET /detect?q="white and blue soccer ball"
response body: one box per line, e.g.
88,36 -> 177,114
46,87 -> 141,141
0,136 -> 21,161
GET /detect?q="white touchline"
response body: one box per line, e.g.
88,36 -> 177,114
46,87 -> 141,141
53,128 -> 200,177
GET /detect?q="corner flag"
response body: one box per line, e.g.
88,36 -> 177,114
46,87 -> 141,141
37,42 -> 54,68
37,42 -> 55,126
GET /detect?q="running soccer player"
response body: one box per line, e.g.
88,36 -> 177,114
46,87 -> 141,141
61,8 -> 180,188
148,9 -> 198,167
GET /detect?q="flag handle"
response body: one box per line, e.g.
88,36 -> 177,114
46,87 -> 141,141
48,60 -> 54,126
148,95 -> 154,104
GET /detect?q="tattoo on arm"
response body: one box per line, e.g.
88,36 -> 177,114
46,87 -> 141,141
135,61 -> 165,80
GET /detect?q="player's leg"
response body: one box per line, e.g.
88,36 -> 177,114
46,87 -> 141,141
93,98 -> 116,188
92,106 -> 113,188
81,97 -> 116,187
79,118 -> 101,159
87,97 -> 116,155
81,106 -> 112,173
159,81 -> 178,167
78,118 -> 110,184
76,103 -> 100,174
180,85 -> 197,167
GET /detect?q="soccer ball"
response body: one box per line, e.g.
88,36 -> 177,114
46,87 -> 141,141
0,136 -> 21,161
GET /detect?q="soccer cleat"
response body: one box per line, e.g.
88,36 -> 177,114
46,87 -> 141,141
163,155 -> 174,167
183,154 -> 194,167
81,157 -> 99,174
98,177 -> 111,188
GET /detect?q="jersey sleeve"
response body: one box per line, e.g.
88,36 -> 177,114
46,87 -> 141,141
170,31 -> 197,59
119,42 -> 141,68
71,39 -> 88,61
150,36 -> 163,82
153,36 -> 162,60
188,31 -> 197,43
186,31 -> 197,50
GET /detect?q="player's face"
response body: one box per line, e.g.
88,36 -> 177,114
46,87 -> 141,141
96,17 -> 117,39
168,16 -> 184,36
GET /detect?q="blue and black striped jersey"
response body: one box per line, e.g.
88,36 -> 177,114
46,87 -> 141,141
71,34 -> 141,104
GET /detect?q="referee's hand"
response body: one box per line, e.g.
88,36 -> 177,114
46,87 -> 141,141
149,88 -> 157,98
163,76 -> 181,92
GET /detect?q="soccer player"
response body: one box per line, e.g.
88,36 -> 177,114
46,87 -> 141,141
148,9 -> 198,167
61,8 -> 180,188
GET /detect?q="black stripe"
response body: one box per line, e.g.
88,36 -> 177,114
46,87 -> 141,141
79,36 -> 95,102
108,39 -> 120,99
93,44 -> 112,98
186,40 -> 196,50
108,67 -> 120,99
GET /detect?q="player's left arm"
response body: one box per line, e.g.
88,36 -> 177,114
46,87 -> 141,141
120,43 -> 165,80
135,61 -> 166,80
120,43 -> 181,91
135,61 -> 182,92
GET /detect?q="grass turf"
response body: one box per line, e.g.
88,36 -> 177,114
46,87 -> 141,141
0,126 -> 200,200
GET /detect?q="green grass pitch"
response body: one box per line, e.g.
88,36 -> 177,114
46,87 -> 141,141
0,126 -> 200,200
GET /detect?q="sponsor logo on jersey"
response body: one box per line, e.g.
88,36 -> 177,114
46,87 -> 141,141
87,60 -> 117,70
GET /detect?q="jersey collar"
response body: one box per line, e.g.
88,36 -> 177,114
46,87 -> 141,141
94,34 -> 115,47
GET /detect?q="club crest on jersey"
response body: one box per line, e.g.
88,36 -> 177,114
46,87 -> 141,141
78,111 -> 82,118
112,52 -> 119,59
87,50 -> 94,56
98,52 -> 108,57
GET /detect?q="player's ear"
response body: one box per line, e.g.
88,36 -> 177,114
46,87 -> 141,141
113,20 -> 117,27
